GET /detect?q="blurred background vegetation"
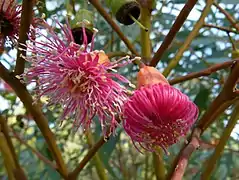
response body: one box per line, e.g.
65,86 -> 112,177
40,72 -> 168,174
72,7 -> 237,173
0,0 -> 239,179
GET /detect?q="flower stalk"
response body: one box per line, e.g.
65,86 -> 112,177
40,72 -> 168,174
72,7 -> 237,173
86,130 -> 108,180
140,5 -> 151,62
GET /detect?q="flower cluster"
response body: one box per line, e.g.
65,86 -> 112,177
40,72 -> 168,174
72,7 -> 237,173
25,20 -> 132,135
2,1 -> 199,152
0,0 -> 21,49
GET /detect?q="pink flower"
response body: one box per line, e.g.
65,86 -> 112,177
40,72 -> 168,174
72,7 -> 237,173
24,20 -> 132,135
123,66 -> 198,152
0,0 -> 21,49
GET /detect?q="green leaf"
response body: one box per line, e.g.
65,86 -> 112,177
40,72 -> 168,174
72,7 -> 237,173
46,166 -> 61,180
36,137 -> 54,161
215,164 -> 228,180
93,118 -> 121,178
98,130 -> 122,178
220,0 -> 239,4
194,85 -> 210,110
4,93 -> 17,102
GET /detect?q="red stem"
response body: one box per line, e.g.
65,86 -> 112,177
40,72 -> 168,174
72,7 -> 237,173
169,58 -> 238,85
171,129 -> 201,180
150,0 -> 198,66
14,0 -> 34,75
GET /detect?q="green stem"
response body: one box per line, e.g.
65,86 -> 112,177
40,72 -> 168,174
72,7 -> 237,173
86,131 -> 108,180
71,0 -> 76,15
162,0 -> 214,77
83,0 -> 88,9
153,150 -> 166,180
227,32 -> 236,50
129,14 -> 148,32
140,7 -> 151,62
144,153 -> 149,180
201,103 -> 239,179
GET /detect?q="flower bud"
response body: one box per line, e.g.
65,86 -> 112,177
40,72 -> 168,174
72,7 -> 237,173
137,66 -> 169,88
70,9 -> 94,45
106,0 -> 140,25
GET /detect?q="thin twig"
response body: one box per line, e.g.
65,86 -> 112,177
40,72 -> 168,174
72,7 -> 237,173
150,0 -> 198,66
213,2 -> 239,32
88,0 -> 140,56
36,0 -> 47,18
11,130 -> 57,170
199,139 -> 239,154
0,63 -> 68,178
70,0 -> 76,15
169,58 -> 239,85
227,32 -> 237,51
204,24 -> 238,34
14,0 -> 34,75
107,51 -> 132,58
68,136 -> 108,180
162,0 -> 214,77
